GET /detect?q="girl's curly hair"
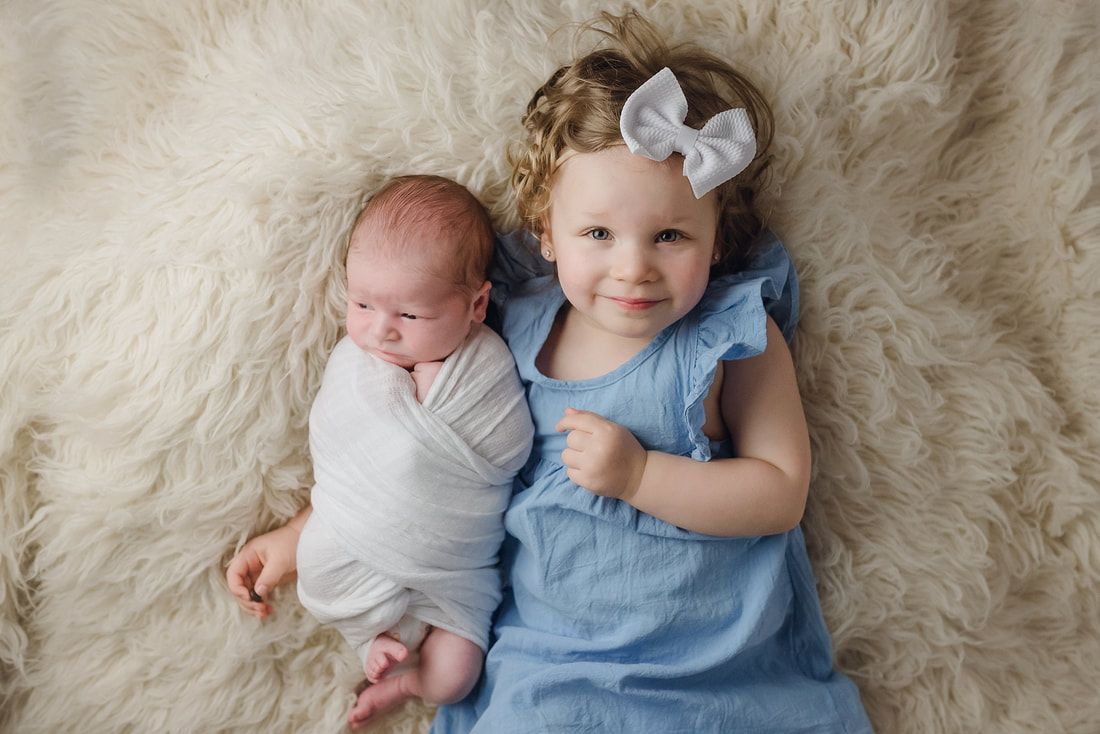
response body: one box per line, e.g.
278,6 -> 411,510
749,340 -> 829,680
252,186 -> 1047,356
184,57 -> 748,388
509,10 -> 774,274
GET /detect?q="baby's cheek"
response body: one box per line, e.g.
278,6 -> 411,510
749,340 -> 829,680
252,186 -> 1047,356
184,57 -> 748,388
345,318 -> 368,351
427,322 -> 468,359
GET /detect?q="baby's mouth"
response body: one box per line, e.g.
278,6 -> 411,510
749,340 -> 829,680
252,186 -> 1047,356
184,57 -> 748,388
372,347 -> 408,363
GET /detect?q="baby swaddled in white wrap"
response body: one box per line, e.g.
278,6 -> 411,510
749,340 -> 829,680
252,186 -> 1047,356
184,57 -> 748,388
298,324 -> 532,659
227,175 -> 534,727
310,174 -> 539,728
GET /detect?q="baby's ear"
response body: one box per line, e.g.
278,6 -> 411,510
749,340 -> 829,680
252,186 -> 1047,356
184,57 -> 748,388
471,280 -> 491,323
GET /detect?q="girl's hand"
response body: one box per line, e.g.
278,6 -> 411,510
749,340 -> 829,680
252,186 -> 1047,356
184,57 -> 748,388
226,523 -> 301,620
555,408 -> 648,500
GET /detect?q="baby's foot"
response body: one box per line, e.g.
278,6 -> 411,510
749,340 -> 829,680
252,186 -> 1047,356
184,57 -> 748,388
348,672 -> 418,730
365,634 -> 409,683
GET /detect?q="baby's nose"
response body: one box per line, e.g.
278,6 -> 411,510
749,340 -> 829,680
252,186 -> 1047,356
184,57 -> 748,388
371,314 -> 400,341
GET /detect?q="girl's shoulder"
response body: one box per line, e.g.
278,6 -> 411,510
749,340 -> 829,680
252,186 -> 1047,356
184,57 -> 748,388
678,232 -> 800,460
690,231 -> 800,363
486,228 -> 569,340
487,230 -> 554,306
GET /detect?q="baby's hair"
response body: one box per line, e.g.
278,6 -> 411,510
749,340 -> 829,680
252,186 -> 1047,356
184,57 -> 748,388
347,175 -> 494,292
510,10 -> 774,274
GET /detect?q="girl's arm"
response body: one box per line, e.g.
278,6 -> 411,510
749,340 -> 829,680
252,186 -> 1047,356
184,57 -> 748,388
226,503 -> 312,619
557,317 -> 810,537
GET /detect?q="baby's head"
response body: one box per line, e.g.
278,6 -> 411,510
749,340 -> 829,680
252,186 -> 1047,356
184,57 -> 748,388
344,175 -> 493,369
511,10 -> 774,275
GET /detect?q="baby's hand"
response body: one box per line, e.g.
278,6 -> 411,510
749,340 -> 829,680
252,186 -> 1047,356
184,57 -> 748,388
226,524 -> 301,620
411,361 -> 444,403
555,408 -> 647,500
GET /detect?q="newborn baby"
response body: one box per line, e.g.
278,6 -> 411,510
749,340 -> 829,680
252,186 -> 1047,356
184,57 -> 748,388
298,175 -> 533,727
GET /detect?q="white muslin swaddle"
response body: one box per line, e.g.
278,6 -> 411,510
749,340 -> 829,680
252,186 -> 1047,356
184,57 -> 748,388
297,324 -> 533,659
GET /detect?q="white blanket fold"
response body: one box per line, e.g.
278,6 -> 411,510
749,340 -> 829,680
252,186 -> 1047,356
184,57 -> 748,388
306,325 -> 533,650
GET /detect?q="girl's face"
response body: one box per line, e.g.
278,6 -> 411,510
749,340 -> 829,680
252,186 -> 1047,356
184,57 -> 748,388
345,247 -> 489,369
541,146 -> 718,344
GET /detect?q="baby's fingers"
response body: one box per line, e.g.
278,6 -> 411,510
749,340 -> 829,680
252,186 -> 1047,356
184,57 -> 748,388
226,561 -> 249,600
237,573 -> 272,618
226,551 -> 260,597
232,594 -> 271,619
226,552 -> 273,618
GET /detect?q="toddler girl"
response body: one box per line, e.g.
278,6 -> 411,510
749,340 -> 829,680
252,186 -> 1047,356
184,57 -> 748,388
430,12 -> 873,733
227,175 -> 533,729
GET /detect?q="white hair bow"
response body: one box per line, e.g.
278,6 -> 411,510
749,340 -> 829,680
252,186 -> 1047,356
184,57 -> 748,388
619,67 -> 756,199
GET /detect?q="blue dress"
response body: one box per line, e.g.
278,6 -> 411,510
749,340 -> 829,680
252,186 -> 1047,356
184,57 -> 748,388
432,233 -> 872,733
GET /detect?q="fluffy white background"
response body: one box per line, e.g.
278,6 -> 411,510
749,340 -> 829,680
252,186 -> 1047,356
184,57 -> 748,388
2,1 -> 1098,732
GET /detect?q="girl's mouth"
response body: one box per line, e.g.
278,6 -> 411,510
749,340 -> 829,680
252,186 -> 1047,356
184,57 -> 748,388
608,296 -> 661,311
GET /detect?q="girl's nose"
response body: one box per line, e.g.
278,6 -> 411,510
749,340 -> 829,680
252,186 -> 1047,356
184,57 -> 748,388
610,243 -> 654,282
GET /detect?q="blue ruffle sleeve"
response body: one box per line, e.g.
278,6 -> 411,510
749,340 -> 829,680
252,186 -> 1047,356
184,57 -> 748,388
684,232 -> 800,460
699,231 -> 800,353
487,231 -> 552,308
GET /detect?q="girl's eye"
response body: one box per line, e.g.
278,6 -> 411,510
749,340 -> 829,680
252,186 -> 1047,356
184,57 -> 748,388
656,230 -> 683,243
400,313 -> 418,320
587,228 -> 611,241
356,302 -> 371,310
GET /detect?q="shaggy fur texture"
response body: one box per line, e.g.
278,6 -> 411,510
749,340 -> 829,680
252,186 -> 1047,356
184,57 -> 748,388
2,1 -> 1097,732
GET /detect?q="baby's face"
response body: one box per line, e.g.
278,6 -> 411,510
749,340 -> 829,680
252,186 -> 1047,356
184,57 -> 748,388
345,248 -> 488,369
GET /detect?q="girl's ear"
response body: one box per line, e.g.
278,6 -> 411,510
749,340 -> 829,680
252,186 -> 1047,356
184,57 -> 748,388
471,280 -> 491,323
539,230 -> 555,262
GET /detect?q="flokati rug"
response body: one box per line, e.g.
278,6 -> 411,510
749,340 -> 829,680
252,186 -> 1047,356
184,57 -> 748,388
2,1 -> 1098,732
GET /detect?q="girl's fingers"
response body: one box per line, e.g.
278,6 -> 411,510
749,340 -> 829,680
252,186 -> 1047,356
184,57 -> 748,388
565,429 -> 588,450
561,447 -> 583,468
556,408 -> 606,433
554,416 -> 578,433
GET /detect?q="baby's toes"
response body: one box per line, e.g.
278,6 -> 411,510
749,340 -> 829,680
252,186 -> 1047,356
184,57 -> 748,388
368,660 -> 389,682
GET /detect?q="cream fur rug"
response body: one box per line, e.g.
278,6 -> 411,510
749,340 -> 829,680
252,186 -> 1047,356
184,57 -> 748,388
2,1 -> 1098,732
